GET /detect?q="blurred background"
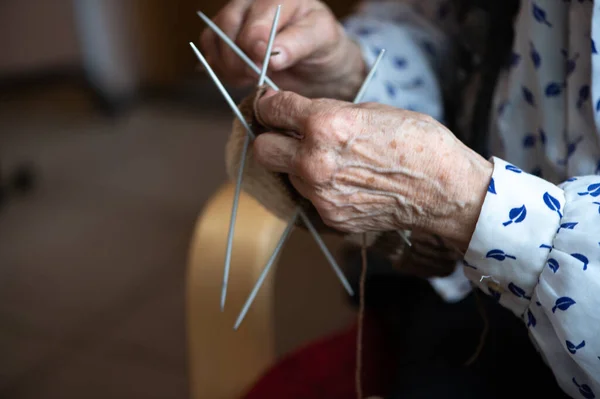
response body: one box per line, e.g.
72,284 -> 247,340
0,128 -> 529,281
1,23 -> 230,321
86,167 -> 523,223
0,1 -> 358,398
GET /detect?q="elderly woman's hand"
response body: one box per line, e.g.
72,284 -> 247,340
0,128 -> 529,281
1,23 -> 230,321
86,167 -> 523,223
200,0 -> 366,100
254,90 -> 493,251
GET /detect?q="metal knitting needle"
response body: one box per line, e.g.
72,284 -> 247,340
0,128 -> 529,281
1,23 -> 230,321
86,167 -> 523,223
190,43 -> 253,312
190,43 -> 254,139
219,6 -> 281,311
233,210 -> 299,331
398,230 -> 412,247
258,5 -> 281,86
197,11 -> 279,91
354,49 -> 386,104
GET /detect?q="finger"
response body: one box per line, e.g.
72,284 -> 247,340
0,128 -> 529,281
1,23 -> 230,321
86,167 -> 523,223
253,132 -> 300,174
211,0 -> 254,82
268,8 -> 341,70
236,0 -> 302,63
256,90 -> 313,132
288,174 -> 314,200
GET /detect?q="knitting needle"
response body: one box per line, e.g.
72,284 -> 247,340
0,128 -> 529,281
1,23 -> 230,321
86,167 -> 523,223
220,6 -> 280,311
190,43 -> 254,139
354,49 -> 386,104
258,5 -> 281,86
197,11 -> 280,91
190,43 -> 254,312
233,209 -> 299,331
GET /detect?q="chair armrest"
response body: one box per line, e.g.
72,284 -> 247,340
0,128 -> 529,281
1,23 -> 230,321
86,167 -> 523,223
186,182 -> 288,399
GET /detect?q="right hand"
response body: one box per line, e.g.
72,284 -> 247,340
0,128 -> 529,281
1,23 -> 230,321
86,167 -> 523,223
200,0 -> 367,100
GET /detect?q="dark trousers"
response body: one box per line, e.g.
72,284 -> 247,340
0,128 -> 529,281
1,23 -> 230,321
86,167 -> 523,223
344,248 -> 570,399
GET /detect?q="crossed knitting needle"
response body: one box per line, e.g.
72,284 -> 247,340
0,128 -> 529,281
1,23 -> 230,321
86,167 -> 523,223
192,6 -> 410,330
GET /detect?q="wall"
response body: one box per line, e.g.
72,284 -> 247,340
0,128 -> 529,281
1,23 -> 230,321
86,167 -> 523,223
0,1 -> 81,74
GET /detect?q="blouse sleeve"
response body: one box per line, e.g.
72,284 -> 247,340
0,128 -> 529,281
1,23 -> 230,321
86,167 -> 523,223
464,156 -> 600,398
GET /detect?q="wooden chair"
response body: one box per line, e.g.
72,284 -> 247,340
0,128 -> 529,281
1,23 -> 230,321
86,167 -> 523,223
186,182 -> 355,399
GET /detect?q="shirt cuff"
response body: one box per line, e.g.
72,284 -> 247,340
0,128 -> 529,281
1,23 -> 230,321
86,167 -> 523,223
463,157 -> 566,317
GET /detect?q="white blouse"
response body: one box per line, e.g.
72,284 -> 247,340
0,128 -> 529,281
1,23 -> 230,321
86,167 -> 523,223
343,0 -> 600,397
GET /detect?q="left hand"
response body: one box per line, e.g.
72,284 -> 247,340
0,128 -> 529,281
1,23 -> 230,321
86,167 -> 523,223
253,89 -> 493,251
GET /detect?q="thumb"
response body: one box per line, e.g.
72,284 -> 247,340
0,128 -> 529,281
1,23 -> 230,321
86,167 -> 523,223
236,1 -> 298,62
267,8 -> 342,70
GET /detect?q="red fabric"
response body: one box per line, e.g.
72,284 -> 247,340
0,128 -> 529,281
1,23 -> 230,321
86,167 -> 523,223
242,315 -> 395,399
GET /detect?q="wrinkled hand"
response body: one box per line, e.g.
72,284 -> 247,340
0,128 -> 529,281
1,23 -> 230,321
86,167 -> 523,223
253,90 -> 493,251
200,0 -> 366,100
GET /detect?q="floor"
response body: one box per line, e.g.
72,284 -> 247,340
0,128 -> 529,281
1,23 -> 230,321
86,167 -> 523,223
0,81 -> 354,398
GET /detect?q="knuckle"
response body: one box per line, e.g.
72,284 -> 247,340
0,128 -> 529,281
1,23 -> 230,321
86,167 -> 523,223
306,111 -> 330,137
306,104 -> 352,145
295,151 -> 335,185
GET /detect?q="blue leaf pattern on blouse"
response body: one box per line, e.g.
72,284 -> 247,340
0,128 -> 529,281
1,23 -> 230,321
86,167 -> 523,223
578,183 -> 600,197
356,27 -> 376,36
592,38 -> 598,54
486,249 -> 517,261
532,3 -> 553,27
488,178 -> 497,194
539,128 -> 547,144
506,164 -> 523,173
523,134 -> 537,148
571,253 -> 590,271
577,85 -> 590,109
371,46 -> 384,57
523,86 -> 536,106
548,258 -> 560,273
530,42 -> 541,68
573,377 -> 596,399
527,309 -> 537,327
565,52 -> 580,76
511,52 -> 521,67
553,297 -> 576,313
567,340 -> 586,354
545,82 -> 563,97
498,101 -> 509,116
503,205 -> 527,226
385,82 -> 396,98
509,282 -> 531,299
543,192 -> 563,217
393,57 -> 407,69
557,222 -> 578,233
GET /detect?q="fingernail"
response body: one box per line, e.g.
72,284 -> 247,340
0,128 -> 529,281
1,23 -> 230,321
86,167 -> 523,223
270,48 -> 286,69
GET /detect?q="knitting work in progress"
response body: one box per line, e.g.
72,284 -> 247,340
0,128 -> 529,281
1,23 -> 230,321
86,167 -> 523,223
192,5 -> 467,398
